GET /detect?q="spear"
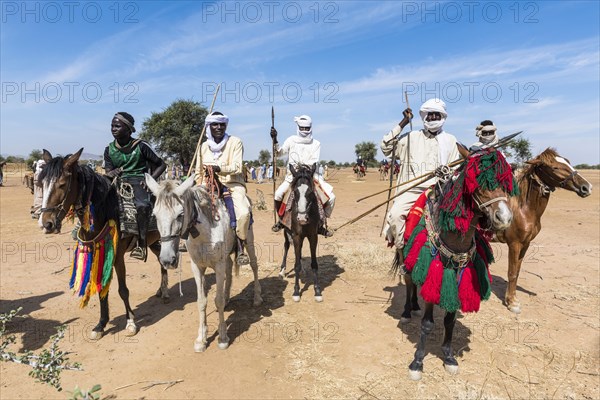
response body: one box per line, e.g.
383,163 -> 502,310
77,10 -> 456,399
271,106 -> 277,224
356,131 -> 523,203
334,131 -> 522,232
188,84 -> 221,178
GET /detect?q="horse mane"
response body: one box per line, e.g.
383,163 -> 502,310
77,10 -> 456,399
39,154 -> 119,224
191,186 -> 215,221
516,147 -> 562,205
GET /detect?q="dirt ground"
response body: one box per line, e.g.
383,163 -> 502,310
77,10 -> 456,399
1,164 -> 599,400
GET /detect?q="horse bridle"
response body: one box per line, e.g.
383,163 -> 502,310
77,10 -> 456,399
40,171 -> 77,224
158,197 -> 185,245
534,164 -> 579,191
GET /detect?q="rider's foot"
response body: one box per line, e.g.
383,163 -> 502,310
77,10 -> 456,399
272,221 -> 284,232
318,226 -> 334,238
131,246 -> 147,262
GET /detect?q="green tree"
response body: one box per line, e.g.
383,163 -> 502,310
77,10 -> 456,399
26,150 -> 43,171
139,99 -> 208,169
354,142 -> 377,163
258,149 -> 271,165
5,156 -> 24,164
506,138 -> 533,166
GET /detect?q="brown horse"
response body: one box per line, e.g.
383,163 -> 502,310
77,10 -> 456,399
495,148 -> 592,313
39,148 -> 172,340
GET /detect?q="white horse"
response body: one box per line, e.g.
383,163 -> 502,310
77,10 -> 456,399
145,173 -> 262,352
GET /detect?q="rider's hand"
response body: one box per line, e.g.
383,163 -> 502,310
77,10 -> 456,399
204,164 -> 221,177
434,165 -> 450,179
399,107 -> 413,129
105,167 -> 122,179
270,127 -> 278,143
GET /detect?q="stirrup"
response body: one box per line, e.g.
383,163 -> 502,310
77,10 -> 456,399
131,246 -> 147,262
318,226 -> 334,238
271,221 -> 284,232
236,238 -> 250,266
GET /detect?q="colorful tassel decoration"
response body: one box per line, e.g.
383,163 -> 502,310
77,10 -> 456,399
473,255 -> 491,300
411,243 -> 434,285
439,268 -> 461,312
404,230 -> 427,272
458,264 -> 481,313
420,257 -> 444,304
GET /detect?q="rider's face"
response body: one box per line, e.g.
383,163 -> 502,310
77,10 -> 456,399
210,123 -> 226,142
425,112 -> 442,122
111,118 -> 131,142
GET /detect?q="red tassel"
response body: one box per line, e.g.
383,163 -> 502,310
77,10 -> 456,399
458,265 -> 481,313
420,257 -> 444,304
404,230 -> 427,272
278,202 -> 286,217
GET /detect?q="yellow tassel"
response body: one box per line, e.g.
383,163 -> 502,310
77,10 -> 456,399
73,245 -> 86,294
89,242 -> 101,298
82,204 -> 91,231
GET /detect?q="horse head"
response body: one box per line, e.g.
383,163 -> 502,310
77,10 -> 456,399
439,145 -> 515,234
524,148 -> 592,198
146,173 -> 196,269
39,148 -> 84,234
289,163 -> 317,226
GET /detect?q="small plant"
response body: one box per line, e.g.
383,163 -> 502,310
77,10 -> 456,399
1,308 -> 82,391
69,384 -> 102,400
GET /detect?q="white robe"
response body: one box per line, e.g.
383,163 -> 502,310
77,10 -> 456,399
380,126 -> 460,247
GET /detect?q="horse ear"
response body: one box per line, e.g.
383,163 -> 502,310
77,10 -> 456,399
311,163 -> 317,175
64,148 -> 84,169
456,142 -> 471,159
145,173 -> 160,196
174,173 -> 196,197
42,149 -> 53,163
289,164 -> 297,177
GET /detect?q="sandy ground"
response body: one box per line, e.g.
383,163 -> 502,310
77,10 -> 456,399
1,164 -> 599,400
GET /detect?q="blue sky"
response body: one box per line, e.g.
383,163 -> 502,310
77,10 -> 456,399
1,1 -> 599,164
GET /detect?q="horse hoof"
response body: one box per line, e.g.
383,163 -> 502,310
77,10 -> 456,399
194,342 -> 207,353
89,330 -> 103,340
408,369 -> 422,381
292,295 -> 301,302
509,304 -> 521,314
400,317 -> 411,324
218,341 -> 230,350
444,364 -> 459,375
162,296 -> 171,304
124,319 -> 138,336
412,309 -> 422,317
314,295 -> 323,302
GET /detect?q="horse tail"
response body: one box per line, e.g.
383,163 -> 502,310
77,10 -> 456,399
389,248 -> 404,278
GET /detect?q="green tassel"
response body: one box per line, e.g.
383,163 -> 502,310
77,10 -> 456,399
439,268 -> 460,312
101,237 -> 114,287
403,218 -> 426,259
411,243 -> 433,285
475,232 -> 495,264
473,254 -> 491,300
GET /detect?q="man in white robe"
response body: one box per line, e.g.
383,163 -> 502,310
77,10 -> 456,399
270,115 -> 335,237
381,98 -> 460,252
470,120 -> 499,150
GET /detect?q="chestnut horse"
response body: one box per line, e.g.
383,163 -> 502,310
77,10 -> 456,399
39,148 -> 171,340
495,148 -> 592,313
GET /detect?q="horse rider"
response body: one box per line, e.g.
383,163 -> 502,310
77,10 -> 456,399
380,98 -> 460,258
104,112 -> 166,262
470,120 -> 499,150
200,111 -> 253,265
270,115 -> 335,237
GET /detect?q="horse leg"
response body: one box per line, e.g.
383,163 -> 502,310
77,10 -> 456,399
90,294 -> 109,340
214,264 -> 230,350
308,234 -> 322,302
292,236 -> 303,302
149,240 -> 170,303
247,229 -> 263,306
505,242 -> 529,314
408,302 -> 434,381
441,311 -> 459,374
279,231 -> 290,278
224,255 -> 233,306
114,251 -> 137,336
401,273 -> 420,322
191,261 -> 209,352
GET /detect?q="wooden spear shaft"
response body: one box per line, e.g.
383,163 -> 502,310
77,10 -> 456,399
188,84 -> 221,178
271,106 -> 277,224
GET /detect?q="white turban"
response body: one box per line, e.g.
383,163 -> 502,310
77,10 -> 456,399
293,115 -> 313,143
476,123 -> 498,146
205,113 -> 229,128
419,98 -> 447,133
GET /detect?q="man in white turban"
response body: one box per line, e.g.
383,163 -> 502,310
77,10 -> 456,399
200,111 -> 253,265
380,98 -> 460,257
471,120 -> 499,150
270,115 -> 335,237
